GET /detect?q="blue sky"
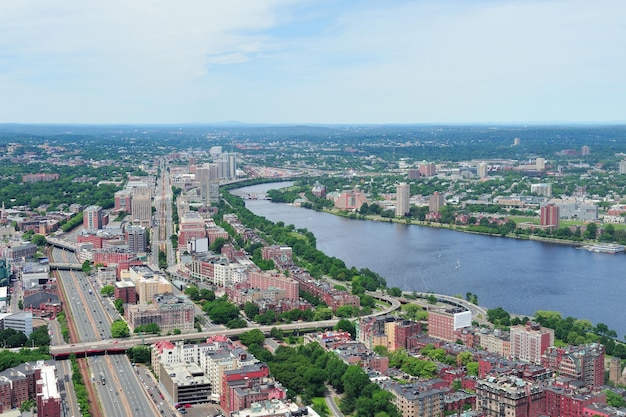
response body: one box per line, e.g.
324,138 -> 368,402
0,0 -> 624,124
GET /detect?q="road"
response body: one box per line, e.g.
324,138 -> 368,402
49,319 -> 82,417
89,355 -> 159,417
52,246 -> 157,417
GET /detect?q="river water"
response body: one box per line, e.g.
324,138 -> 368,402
234,183 -> 626,338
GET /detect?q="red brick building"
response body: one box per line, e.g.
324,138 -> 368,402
248,270 -> 299,301
542,344 -> 605,388
545,386 -> 605,417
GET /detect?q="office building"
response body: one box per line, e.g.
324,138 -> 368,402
510,322 -> 554,364
160,362 -> 211,405
396,183 -> 410,217
83,205 -> 103,230
126,293 -> 195,333
130,195 -> 152,227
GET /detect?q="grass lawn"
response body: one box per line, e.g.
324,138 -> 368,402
312,397 -> 330,417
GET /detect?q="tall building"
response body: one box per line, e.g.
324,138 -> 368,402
227,153 -> 237,179
536,157 -> 546,172
619,160 -> 626,174
396,183 -> 410,217
477,162 -> 488,179
419,162 -> 436,177
429,191 -> 445,213
540,204 -> 559,229
130,195 -> 152,227
127,225 -> 147,253
83,205 -> 103,230
114,190 -> 132,213
513,137 -> 520,146
509,322 -> 554,364
581,145 -> 590,156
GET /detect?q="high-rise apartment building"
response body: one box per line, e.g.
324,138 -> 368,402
396,183 -> 410,216
510,322 -> 554,364
581,145 -> 590,156
477,162 -> 488,179
429,191 -> 445,213
419,162 -> 437,177
540,204 -> 559,229
83,205 -> 103,230
131,195 -> 152,227
619,160 -> 626,174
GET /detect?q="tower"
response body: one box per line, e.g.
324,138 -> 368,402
396,183 -> 410,217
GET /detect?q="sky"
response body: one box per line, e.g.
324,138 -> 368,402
1,0 -> 625,125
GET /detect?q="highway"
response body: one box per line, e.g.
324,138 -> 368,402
52,246 -> 157,416
89,355 -> 158,417
49,319 -> 82,417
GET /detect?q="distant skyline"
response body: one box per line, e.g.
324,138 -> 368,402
1,1 -> 625,125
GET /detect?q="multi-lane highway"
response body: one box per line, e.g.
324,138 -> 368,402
89,355 -> 158,417
49,318 -> 82,417
52,245 -> 157,416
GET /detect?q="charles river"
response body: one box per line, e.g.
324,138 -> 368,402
234,182 -> 626,339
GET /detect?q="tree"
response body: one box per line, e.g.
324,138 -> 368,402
239,329 -> 265,347
31,234 -> 47,246
387,287 -> 403,297
341,365 -> 371,399
335,319 -> 356,339
210,237 -> 228,253
585,222 -> 598,239
114,298 -> 124,314
244,302 -> 260,319
336,305 -> 355,318
100,285 -> 115,297
111,320 -> 130,338
81,260 -> 92,274
184,286 -> 200,301
466,361 -> 479,376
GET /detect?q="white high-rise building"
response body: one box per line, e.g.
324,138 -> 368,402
396,183 -> 410,217
477,162 -> 488,179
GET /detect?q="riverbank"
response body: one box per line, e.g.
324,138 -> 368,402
313,206 -> 587,248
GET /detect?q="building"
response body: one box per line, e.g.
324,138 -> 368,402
536,157 -> 546,172
126,293 -> 195,333
429,191 -> 445,213
160,362 -> 211,405
83,205 -> 103,230
544,386 -> 604,417
130,195 -> 152,227
396,183 -> 410,217
387,382 -> 445,417
35,364 -> 61,417
127,225 -> 147,253
477,162 -> 488,179
581,146 -> 590,156
419,162 -> 437,177
261,245 -> 293,266
427,308 -> 472,342
178,212 -> 207,247
333,189 -> 368,211
510,322 -> 554,364
476,376 -> 545,417
541,344 -> 605,388
114,279 -> 137,304
619,160 -> 626,174
248,270 -> 299,301
531,183 -> 552,197
129,265 -> 172,304
22,173 -> 59,183
540,204 -> 559,229
0,312 -> 33,336
114,190 -> 132,213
